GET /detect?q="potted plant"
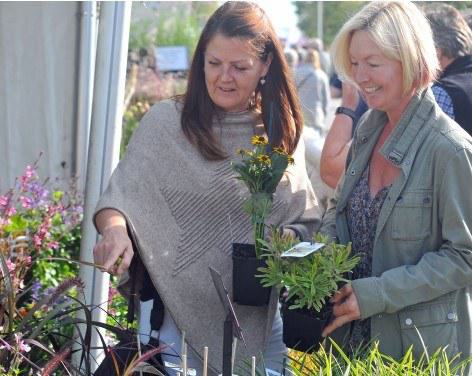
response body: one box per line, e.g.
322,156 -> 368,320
258,231 -> 359,352
231,135 -> 294,306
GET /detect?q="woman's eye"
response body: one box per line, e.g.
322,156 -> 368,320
350,61 -> 358,67
208,61 -> 219,66
368,63 -> 379,68
235,66 -> 248,71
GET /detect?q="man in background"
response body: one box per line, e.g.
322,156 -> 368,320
425,4 -> 472,134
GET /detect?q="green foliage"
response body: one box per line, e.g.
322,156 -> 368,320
32,225 -> 81,288
154,2 -> 218,56
258,232 -> 359,311
294,2 -> 366,47
288,341 -> 472,376
128,19 -> 154,52
129,2 -> 218,55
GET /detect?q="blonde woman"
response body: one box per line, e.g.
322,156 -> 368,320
321,0 -> 472,363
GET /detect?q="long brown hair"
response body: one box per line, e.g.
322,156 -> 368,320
180,1 -> 303,160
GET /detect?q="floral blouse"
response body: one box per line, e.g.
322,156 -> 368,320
346,166 -> 390,352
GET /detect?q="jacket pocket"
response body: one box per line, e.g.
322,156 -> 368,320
391,190 -> 432,241
398,299 -> 459,358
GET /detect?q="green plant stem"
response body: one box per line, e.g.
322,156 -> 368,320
254,221 -> 265,258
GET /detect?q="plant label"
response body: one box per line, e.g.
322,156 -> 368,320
281,242 -> 325,258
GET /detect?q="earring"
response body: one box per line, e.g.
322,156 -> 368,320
260,77 -> 266,86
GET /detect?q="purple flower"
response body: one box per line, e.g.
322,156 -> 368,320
31,279 -> 42,301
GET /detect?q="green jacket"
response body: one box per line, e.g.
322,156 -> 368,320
321,89 -> 472,363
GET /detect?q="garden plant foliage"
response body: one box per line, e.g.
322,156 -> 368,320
258,231 -> 359,311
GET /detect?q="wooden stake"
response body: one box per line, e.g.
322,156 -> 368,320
251,356 -> 256,376
182,354 -> 187,376
231,338 -> 238,375
203,346 -> 208,376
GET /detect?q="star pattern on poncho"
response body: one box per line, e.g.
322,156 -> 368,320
161,163 -> 284,276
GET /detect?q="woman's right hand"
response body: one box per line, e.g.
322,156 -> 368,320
93,210 -> 134,275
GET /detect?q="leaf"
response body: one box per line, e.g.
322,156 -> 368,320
3,214 -> 29,233
52,190 -> 64,202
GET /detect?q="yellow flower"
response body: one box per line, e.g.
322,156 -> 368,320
287,156 -> 295,165
273,147 -> 286,155
257,154 -> 271,164
251,135 -> 268,145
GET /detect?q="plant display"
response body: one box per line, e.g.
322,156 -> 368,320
287,341 -> 472,376
258,231 -> 359,311
231,136 -> 294,257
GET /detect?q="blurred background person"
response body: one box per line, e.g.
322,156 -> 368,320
295,49 -> 330,135
284,47 -> 299,72
424,3 -> 472,134
306,37 -> 332,76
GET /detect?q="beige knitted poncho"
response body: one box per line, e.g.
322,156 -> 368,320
95,99 -> 321,374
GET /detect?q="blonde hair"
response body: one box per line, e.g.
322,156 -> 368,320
331,0 -> 440,93
305,49 -> 321,70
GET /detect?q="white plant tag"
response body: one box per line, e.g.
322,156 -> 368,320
281,242 -> 325,258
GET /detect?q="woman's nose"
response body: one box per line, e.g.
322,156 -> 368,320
354,64 -> 368,83
220,66 -> 233,82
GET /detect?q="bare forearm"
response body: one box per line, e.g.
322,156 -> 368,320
320,114 -> 353,188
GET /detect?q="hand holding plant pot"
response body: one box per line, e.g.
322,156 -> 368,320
258,231 -> 359,352
231,135 -> 294,306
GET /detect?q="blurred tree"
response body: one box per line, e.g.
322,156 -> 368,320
128,2 -> 218,54
294,1 -> 472,48
294,2 -> 365,47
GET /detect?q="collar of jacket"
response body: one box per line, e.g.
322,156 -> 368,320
440,55 -> 472,78
336,88 -> 436,214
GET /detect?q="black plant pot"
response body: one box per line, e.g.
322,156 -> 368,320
232,243 -> 271,306
280,298 -> 333,353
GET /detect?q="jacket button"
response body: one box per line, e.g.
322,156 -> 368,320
361,136 -> 368,143
405,318 -> 413,326
350,169 -> 356,176
447,312 -> 457,321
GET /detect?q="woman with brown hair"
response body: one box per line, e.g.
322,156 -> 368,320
93,2 -> 320,375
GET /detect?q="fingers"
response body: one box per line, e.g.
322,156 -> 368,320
330,284 -> 352,303
322,285 -> 361,338
322,312 -> 354,337
93,226 -> 133,275
116,245 -> 134,275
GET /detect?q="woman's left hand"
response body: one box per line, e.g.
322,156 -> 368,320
322,284 -> 361,337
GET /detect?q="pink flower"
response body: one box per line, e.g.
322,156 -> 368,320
0,338 -> 11,351
25,165 -> 35,179
14,333 -> 31,353
5,207 -> 16,216
48,241 -> 59,250
0,195 -> 9,208
20,196 -> 33,209
33,234 -> 42,248
6,259 -> 16,273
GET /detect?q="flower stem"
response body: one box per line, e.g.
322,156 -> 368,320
254,221 -> 265,258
